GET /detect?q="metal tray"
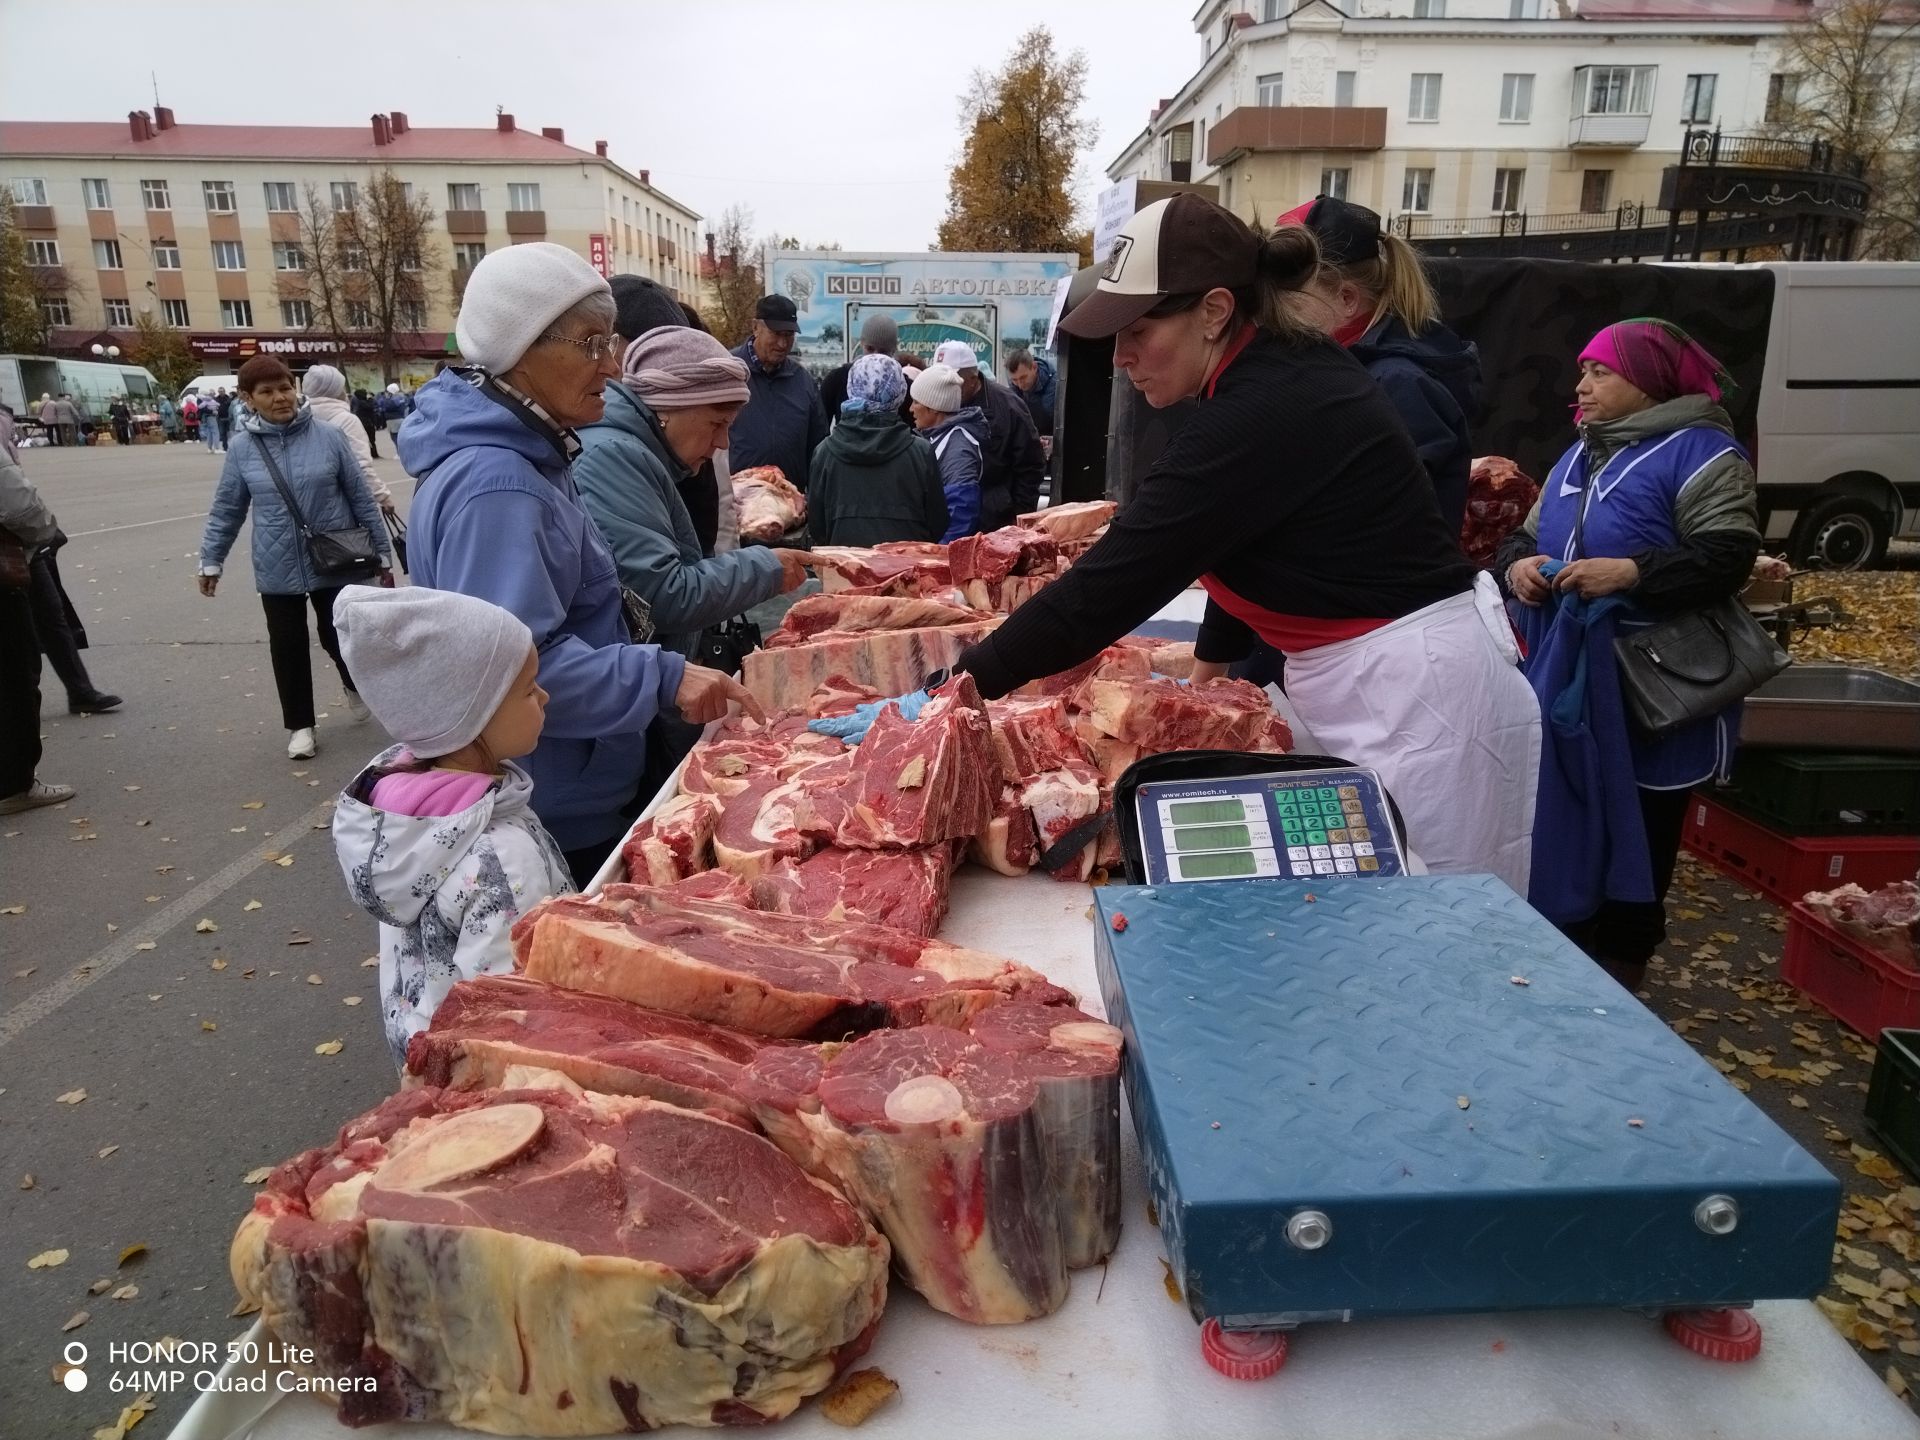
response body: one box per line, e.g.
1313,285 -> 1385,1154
1741,665 -> 1920,754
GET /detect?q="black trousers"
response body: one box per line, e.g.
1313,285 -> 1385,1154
260,587 -> 354,731
1561,785 -> 1692,990
360,418 -> 381,459
0,586 -> 44,798
26,552 -> 96,702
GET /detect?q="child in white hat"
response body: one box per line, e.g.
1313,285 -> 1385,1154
330,584 -> 574,1067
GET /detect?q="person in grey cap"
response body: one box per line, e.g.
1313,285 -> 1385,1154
399,241 -> 763,886
818,312 -> 902,426
329,583 -> 574,1066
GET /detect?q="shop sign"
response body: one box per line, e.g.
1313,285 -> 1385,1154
589,234 -> 610,277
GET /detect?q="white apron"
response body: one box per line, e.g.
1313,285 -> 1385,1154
1281,572 -> 1540,897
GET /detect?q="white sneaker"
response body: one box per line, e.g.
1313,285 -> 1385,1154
344,692 -> 371,722
287,727 -> 318,760
0,779 -> 75,815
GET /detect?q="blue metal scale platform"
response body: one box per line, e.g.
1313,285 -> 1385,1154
1091,876 -> 1840,1330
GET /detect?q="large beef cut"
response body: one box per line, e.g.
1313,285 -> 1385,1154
1017,500 -> 1115,542
1082,676 -> 1293,753
969,786 -> 1039,877
512,884 -> 1068,1040
1804,880 -> 1920,966
1019,764 -> 1104,880
742,1001 -> 1123,1324
621,792 -> 720,886
742,621 -> 995,712
231,1080 -> 889,1433
810,547 -> 952,594
732,466 -> 806,543
987,694 -> 1084,782
681,720 -> 843,798
767,593 -> 990,649
711,768 -> 835,878
800,675 -> 998,850
404,974 -> 778,1123
947,526 -> 1060,587
753,845 -> 956,938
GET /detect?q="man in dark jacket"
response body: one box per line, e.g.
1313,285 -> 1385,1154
809,355 -> 947,546
1349,315 -> 1482,536
819,313 -> 901,424
1006,349 -> 1057,440
727,295 -> 827,491
943,343 -> 1044,529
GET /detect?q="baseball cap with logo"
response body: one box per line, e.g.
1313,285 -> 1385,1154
1059,193 -> 1262,339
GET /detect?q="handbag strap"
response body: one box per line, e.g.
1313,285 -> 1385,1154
253,436 -> 316,541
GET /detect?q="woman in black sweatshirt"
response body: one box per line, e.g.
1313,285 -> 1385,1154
946,194 -> 1540,893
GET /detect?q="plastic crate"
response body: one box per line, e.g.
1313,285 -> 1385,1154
1682,792 -> 1920,906
1781,904 -> 1920,1041
1717,750 -> 1920,836
1867,1029 -> 1920,1180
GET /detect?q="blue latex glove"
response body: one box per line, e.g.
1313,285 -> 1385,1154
807,690 -> 932,746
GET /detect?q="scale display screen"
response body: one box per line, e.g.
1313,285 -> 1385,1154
1167,798 -> 1248,826
1172,823 -> 1253,852
1177,851 -> 1260,880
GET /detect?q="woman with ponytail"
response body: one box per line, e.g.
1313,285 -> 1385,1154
848,194 -> 1540,894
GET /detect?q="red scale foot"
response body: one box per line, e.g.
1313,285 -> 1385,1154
1201,1317 -> 1289,1380
1663,1307 -> 1763,1362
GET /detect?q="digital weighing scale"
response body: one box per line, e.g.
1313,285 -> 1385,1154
1132,765 -> 1407,885
1091,875 -> 1841,1377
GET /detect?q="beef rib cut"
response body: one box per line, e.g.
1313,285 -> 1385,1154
1016,500 -> 1115,542
620,792 -> 720,887
1082,676 -> 1293,753
732,466 -> 806,543
752,844 -> 956,938
767,593 -> 990,649
947,526 -> 1060,587
231,1080 -> 888,1432
742,621 -> 995,712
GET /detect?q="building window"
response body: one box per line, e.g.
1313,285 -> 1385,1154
1335,71 -> 1356,107
26,238 -> 61,266
1680,74 -> 1716,124
83,178 -> 112,209
203,180 -> 236,213
162,298 -> 190,327
1321,167 -> 1351,200
345,300 -> 372,328
1581,169 -> 1613,213
281,299 -> 313,328
399,249 -> 421,272
1257,72 -> 1284,107
1766,73 -> 1799,122
1510,0 -> 1542,16
152,243 -> 180,270
1197,119 -> 1206,165
507,183 -> 542,211
447,183 -> 482,211
1580,66 -> 1655,116
141,178 -> 170,210
212,240 -> 245,270
41,298 -> 70,327
1414,0 -> 1446,16
9,177 -> 48,205
329,181 -> 358,213
453,241 -> 487,269
104,298 -> 133,327
221,299 -> 253,330
1409,73 -> 1442,122
399,182 -> 415,205
340,245 -> 367,272
1500,74 -> 1534,123
1402,167 -> 1434,214
93,238 -> 123,270
1491,168 -> 1525,213
1262,0 -> 1285,19
397,302 -> 426,330
263,181 -> 297,212
272,242 -> 307,271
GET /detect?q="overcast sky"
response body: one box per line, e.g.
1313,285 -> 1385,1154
0,0 -> 1194,251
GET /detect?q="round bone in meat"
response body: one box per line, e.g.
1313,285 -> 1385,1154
884,1074 -> 965,1125
372,1102 -> 545,1193
1050,1020 -> 1123,1056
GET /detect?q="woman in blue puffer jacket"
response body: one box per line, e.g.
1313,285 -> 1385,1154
197,355 -> 391,761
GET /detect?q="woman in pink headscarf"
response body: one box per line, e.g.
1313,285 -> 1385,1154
1495,318 -> 1760,993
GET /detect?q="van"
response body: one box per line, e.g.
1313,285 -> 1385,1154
179,374 -> 240,406
0,354 -> 162,418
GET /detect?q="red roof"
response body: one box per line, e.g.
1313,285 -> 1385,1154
0,120 -> 603,165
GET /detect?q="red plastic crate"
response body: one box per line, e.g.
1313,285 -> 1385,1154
1782,903 -> 1920,1040
1682,791 -> 1920,906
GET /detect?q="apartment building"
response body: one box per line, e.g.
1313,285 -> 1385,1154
0,107 -> 702,385
1107,0 -> 1911,234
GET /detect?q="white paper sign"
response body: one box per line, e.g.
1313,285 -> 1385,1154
1043,275 -> 1074,352
1093,178 -> 1140,267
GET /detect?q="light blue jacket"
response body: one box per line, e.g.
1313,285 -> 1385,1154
199,400 -> 388,595
573,381 -> 785,654
398,370 -> 688,852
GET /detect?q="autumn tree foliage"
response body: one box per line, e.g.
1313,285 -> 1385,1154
937,28 -> 1097,254
129,311 -> 195,394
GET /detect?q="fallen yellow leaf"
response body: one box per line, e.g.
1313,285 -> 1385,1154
118,1243 -> 147,1267
273,855 -> 294,868
242,1166 -> 274,1185
110,1283 -> 138,1301
62,1310 -> 88,1332
241,801 -> 264,810
200,1020 -> 217,1032
342,995 -> 363,1006
133,941 -> 156,951
55,1089 -> 86,1105
314,1039 -> 344,1056
209,958 -> 227,971
1889,1366 -> 1911,1399
306,974 -> 323,986
19,1174 -> 33,1190
27,1248 -> 68,1269
96,1145 -> 118,1160
360,956 -> 379,968
194,919 -> 218,934
0,904 -> 23,915
243,900 -> 262,912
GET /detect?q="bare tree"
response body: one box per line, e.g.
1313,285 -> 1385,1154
708,204 -> 763,346
1772,0 -> 1920,258
333,171 -> 443,380
295,183 -> 352,349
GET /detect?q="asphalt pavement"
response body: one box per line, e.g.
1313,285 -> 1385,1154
1,440 -> 415,1437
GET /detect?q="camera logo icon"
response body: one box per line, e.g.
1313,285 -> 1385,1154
62,1342 -> 88,1392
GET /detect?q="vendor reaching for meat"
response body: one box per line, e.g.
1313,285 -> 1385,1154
829,196 -> 1540,894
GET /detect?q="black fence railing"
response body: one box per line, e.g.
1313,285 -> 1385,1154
1397,204 -> 1650,244
1679,128 -> 1866,179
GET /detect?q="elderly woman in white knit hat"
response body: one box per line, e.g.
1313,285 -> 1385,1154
398,243 -> 761,887
300,365 -> 394,515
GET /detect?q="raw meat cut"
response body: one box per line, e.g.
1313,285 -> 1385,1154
664,868 -> 754,905
742,621 -> 995,712
620,792 -> 719,887
810,547 -> 952,594
1082,676 -> 1293,753
987,694 -> 1083,782
711,769 -> 834,878
1804,880 -> 1920,966
753,845 -> 955,938
733,465 -> 806,543
512,884 -> 1069,1040
741,1001 -> 1124,1324
970,786 -> 1039,877
681,721 -> 843,798
1017,500 -> 1115,542
800,675 -> 998,851
1017,642 -> 1153,699
1021,764 -> 1104,879
806,674 -> 884,718
231,1081 -> 889,1433
947,526 -> 1059,587
403,974 -> 779,1122
1460,456 -> 1540,569
768,593 -> 989,648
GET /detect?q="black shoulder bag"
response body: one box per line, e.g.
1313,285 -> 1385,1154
255,437 -> 382,585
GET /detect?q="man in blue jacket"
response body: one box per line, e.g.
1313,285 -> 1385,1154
399,243 -> 759,884
727,295 -> 828,492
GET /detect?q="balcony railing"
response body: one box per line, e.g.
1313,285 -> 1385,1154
1567,113 -> 1651,148
1678,128 -> 1866,179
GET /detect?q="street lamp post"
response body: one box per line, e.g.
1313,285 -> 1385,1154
90,343 -> 121,359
